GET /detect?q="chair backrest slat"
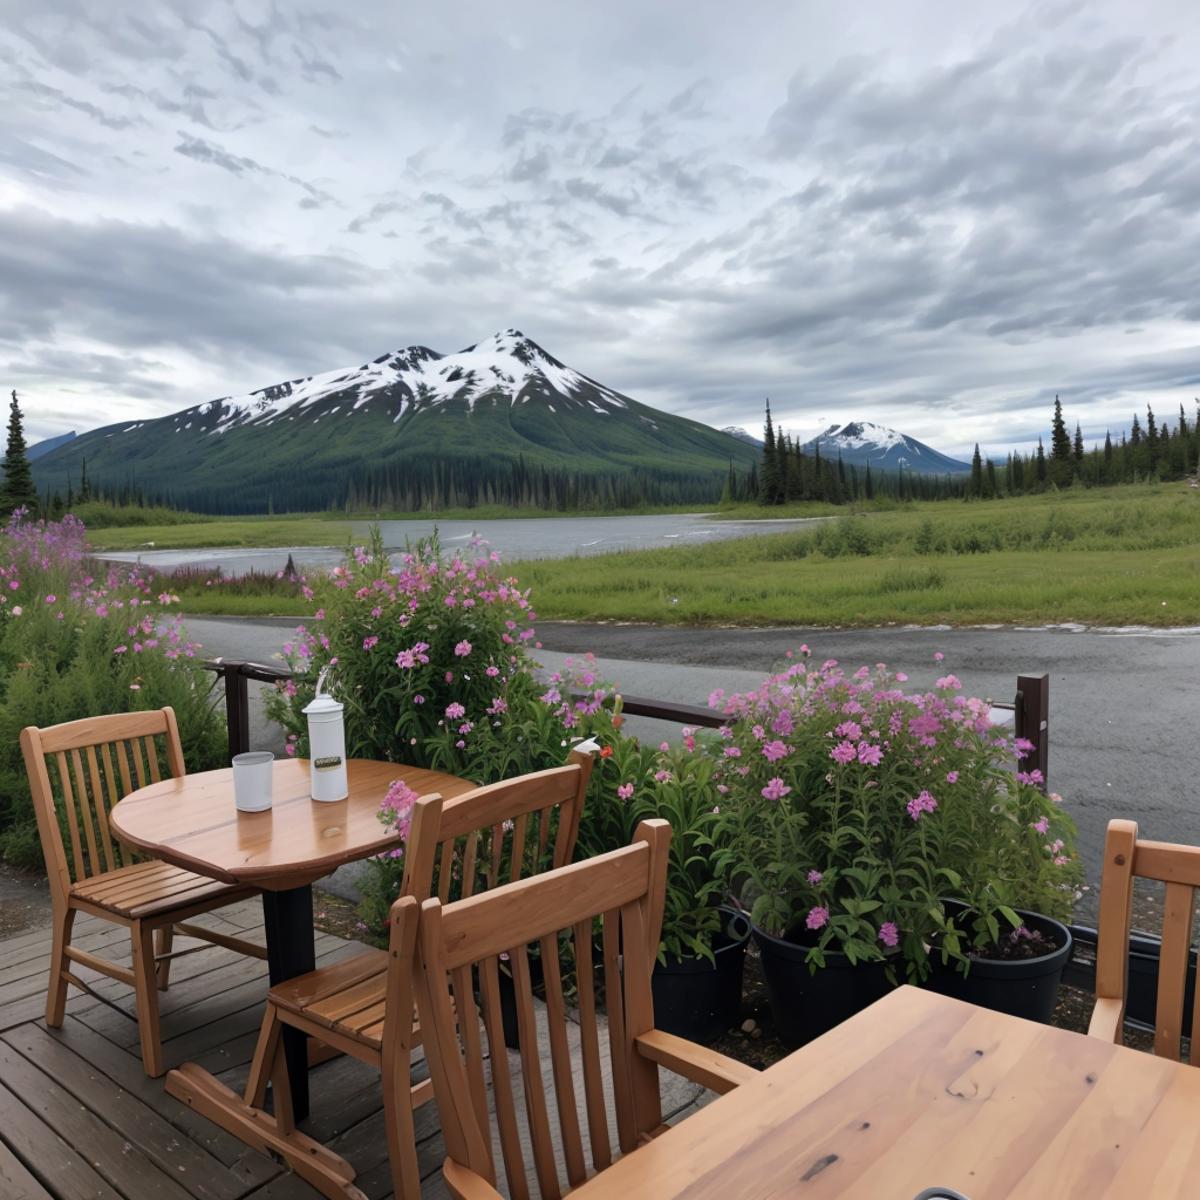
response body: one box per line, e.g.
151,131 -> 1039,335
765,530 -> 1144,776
144,736 -> 162,784
20,708 -> 186,898
1095,819 -> 1200,1063
1155,881 -> 1195,1057
477,953 -> 531,1200
84,746 -> 119,873
69,747 -> 102,878
572,918 -> 612,1172
54,751 -> 85,881
509,942 -> 561,1199
540,931 -> 587,1188
450,962 -> 493,1174
411,821 -> 671,1198
460,830 -> 479,900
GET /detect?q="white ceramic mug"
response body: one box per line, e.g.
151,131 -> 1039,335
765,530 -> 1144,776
233,751 -> 274,812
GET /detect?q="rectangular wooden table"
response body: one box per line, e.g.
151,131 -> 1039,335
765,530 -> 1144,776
573,985 -> 1200,1199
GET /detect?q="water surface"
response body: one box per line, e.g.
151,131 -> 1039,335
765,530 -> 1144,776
101,512 -> 826,575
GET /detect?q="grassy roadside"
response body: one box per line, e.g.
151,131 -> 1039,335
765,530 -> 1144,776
511,485 -> 1200,628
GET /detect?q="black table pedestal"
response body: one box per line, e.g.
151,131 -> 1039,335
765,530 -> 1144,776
261,885 -> 316,1121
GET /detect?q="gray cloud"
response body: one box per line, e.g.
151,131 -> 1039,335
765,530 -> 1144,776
3,0 -> 1200,458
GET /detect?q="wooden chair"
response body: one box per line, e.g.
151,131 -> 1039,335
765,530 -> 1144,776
1090,817 -> 1200,1060
412,817 -> 759,1200
166,749 -> 595,1200
20,709 -> 267,1077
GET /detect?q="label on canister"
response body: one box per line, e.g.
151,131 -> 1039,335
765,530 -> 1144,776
313,756 -> 343,770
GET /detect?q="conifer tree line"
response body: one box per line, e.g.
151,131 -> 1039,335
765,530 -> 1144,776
755,395 -> 1200,507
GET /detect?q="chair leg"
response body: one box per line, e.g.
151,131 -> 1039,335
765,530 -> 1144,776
45,905 -> 76,1027
155,924 -> 174,991
270,1032 -> 295,1136
130,921 -> 165,1077
383,1054 -> 422,1200
245,1002 -> 283,1108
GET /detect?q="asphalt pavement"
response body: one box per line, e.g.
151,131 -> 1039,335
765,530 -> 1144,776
186,615 -> 1200,918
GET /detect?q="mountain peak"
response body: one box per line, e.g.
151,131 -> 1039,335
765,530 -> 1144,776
802,420 -> 969,474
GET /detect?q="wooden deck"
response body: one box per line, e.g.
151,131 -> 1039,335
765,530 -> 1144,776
0,896 -> 709,1200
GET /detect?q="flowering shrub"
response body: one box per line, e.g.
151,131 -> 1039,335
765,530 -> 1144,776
578,728 -> 725,961
265,533 -> 627,932
0,512 -> 224,866
709,650 -> 1080,978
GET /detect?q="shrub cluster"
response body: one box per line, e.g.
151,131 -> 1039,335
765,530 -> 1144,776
0,512 -> 224,866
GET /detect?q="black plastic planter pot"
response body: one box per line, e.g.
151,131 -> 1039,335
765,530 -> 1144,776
927,902 -> 1072,1024
753,924 -> 893,1049
651,908 -> 752,1042
495,951 -> 546,1050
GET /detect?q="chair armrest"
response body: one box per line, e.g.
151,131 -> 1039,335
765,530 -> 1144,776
635,1029 -> 759,1095
443,1158 -> 504,1199
1087,996 -> 1125,1043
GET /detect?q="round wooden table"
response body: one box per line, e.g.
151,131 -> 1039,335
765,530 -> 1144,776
110,757 -> 474,1118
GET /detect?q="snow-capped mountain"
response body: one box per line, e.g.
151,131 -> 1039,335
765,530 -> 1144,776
32,331 -> 758,512
801,421 -> 971,475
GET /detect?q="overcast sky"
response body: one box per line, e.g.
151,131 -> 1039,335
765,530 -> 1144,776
4,0 -> 1200,458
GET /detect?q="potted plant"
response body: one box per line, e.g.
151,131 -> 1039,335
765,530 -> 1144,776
579,730 -> 750,1042
923,776 -> 1079,1023
711,653 -> 1081,1047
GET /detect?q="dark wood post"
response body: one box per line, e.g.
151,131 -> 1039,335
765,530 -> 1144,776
1015,673 -> 1050,789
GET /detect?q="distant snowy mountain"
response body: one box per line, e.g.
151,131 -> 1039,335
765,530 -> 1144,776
31,331 -> 758,512
800,421 -> 971,475
721,426 -> 763,447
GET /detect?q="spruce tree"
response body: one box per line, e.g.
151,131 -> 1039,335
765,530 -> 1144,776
1,391 -> 37,517
1050,395 -> 1072,461
970,444 -> 984,497
1073,422 -> 1084,461
1035,437 -> 1047,485
760,400 -> 781,505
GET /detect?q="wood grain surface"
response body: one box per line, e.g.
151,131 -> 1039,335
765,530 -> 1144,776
569,985 -> 1200,1200
109,759 -> 475,891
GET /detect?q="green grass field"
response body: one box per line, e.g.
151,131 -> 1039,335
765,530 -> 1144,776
511,484 -> 1200,627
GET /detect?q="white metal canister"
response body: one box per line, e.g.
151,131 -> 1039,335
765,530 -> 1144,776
302,676 -> 348,802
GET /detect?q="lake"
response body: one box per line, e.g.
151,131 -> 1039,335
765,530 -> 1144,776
100,512 -> 827,575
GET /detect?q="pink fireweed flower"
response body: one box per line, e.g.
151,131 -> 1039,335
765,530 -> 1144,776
44,594 -> 56,604
362,635 -> 380,651
761,777 -> 791,801
1031,816 -> 1050,835
413,694 -> 425,705
945,770 -> 959,784
879,922 -> 899,948
762,739 -> 788,762
834,720 -> 862,741
805,906 -> 830,931
454,640 -> 472,657
807,869 -> 823,884
113,644 -> 127,655
771,710 -> 794,737
857,742 -> 883,766
395,642 -> 430,669
1017,769 -> 1045,786
906,790 -> 938,821
654,769 -> 673,783
617,783 -> 634,800
723,745 -> 741,758
935,674 -> 962,691
485,665 -> 500,677
1014,737 -> 1036,759
830,741 -> 857,765
445,702 -> 466,720
934,651 -> 945,662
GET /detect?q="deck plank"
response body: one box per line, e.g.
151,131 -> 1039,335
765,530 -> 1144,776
2,1023 -> 259,1200
0,1136 -> 55,1200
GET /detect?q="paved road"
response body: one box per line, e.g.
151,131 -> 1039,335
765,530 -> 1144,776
186,615 -> 1200,919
